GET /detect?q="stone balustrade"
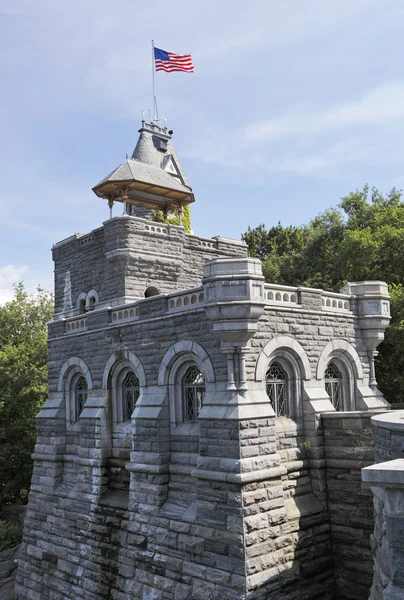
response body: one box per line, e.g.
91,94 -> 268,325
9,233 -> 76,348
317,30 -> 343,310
321,291 -> 351,311
168,287 -> 204,311
111,305 -> 139,323
264,283 -> 300,304
65,317 -> 87,333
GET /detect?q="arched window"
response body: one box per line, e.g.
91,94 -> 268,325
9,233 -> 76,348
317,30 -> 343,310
266,362 -> 289,417
182,366 -> 205,422
75,376 -> 88,419
122,371 -> 140,421
145,286 -> 160,298
325,362 -> 343,410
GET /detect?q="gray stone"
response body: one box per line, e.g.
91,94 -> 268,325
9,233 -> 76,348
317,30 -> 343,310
15,118 -> 392,600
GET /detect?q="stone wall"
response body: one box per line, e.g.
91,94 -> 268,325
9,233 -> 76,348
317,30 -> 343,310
52,216 -> 247,315
0,545 -> 19,600
15,254 -> 392,600
361,411 -> 404,600
323,411 -> 380,600
372,410 -> 404,463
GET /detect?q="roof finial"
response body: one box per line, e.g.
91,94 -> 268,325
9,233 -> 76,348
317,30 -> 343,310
126,152 -> 129,159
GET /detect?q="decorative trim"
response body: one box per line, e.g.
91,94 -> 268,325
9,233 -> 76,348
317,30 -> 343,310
102,350 -> 146,389
316,340 -> 363,380
57,357 -> 93,392
158,340 -> 215,386
255,336 -> 311,382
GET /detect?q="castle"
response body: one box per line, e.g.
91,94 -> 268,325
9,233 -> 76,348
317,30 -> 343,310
15,121 -> 394,600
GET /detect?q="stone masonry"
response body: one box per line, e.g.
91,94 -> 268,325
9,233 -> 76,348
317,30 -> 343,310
15,121 -> 393,600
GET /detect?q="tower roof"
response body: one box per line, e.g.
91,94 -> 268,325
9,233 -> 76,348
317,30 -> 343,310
92,122 -> 194,212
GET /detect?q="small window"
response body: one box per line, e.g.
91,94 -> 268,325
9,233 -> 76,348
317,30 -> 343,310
266,362 -> 289,417
325,362 -> 343,410
75,376 -> 88,419
145,286 -> 160,298
88,297 -> 96,311
122,371 -> 140,421
182,366 -> 205,422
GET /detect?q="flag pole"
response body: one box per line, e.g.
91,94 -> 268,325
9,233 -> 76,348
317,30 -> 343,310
151,39 -> 155,121
151,39 -> 159,122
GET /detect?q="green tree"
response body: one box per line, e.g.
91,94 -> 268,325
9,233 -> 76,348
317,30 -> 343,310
0,284 -> 53,505
153,205 -> 192,233
242,185 -> 404,403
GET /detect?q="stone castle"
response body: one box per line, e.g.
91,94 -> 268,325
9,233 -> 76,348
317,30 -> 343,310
14,121 -> 397,600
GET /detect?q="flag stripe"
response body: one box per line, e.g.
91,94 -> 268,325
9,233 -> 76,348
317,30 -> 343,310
155,62 -> 194,73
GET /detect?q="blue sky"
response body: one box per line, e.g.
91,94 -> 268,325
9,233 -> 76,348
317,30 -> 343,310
1,0 -> 404,302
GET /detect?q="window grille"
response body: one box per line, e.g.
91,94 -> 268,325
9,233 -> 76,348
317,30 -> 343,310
182,366 -> 205,422
122,371 -> 140,421
75,376 -> 88,419
325,362 -> 343,411
266,362 -> 289,417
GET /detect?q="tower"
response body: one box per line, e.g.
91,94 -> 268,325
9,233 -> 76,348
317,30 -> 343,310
15,120 -> 392,600
92,120 -> 194,224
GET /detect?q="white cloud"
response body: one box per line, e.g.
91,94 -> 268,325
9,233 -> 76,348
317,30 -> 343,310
245,82 -> 404,143
0,265 -> 28,305
0,265 -> 54,306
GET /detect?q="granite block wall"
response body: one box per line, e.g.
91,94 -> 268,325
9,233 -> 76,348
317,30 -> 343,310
323,411 -> 380,600
362,414 -> 404,600
52,216 -> 248,315
15,241 -> 392,599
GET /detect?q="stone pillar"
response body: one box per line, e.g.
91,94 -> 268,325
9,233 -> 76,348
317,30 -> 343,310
128,386 -> 170,513
362,459 -> 404,600
199,257 -> 293,597
341,281 -> 391,398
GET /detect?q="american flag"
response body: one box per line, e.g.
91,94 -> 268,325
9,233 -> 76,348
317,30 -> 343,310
154,47 -> 194,73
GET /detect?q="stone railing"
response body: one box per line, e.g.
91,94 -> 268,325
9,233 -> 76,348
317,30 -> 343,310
144,224 -> 168,235
111,305 -> 139,323
66,318 -> 87,333
264,284 -> 300,305
168,288 -> 204,312
321,291 -> 351,311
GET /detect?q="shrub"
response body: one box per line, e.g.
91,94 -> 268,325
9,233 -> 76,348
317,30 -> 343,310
0,519 -> 23,551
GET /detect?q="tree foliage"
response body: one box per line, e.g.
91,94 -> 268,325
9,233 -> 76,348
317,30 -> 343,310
0,284 -> 53,505
153,205 -> 192,233
242,185 -> 404,403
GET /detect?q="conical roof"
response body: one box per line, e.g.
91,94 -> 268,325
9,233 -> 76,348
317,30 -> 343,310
92,122 -> 194,211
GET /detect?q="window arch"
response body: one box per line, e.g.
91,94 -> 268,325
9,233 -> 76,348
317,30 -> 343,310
182,366 -> 205,422
121,371 -> 140,421
263,353 -> 303,419
75,375 -> 88,419
323,359 -> 356,411
58,357 -> 92,425
266,362 -> 289,417
158,341 -> 215,431
325,362 -> 343,410
85,289 -> 99,311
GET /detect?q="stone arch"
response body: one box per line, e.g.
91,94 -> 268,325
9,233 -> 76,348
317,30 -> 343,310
57,356 -> 93,392
316,340 -> 363,380
158,340 -> 215,386
102,350 -> 146,390
255,336 -> 311,382
76,292 -> 87,311
86,289 -> 99,309
145,286 -> 160,298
